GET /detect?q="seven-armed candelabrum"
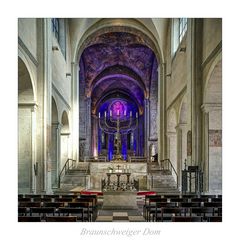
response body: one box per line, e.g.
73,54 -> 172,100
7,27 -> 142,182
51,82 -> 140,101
98,109 -> 138,162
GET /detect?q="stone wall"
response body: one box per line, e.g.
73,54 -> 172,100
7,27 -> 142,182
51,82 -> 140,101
18,107 -> 32,193
18,19 -> 37,59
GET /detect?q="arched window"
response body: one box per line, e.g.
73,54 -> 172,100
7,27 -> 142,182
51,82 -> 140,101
52,18 -> 59,41
51,18 -> 66,58
171,18 -> 188,56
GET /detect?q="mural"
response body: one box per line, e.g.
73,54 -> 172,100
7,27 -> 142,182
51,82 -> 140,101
209,130 -> 222,147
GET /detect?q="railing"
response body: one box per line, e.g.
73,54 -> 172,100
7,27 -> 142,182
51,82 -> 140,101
159,158 -> 179,188
85,156 -> 107,162
128,156 -> 148,163
58,159 -> 76,188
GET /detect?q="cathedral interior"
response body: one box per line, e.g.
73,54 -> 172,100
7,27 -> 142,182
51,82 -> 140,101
18,18 -> 222,222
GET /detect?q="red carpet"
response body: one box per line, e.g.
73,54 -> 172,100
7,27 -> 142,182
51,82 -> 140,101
80,191 -> 103,196
137,191 -> 156,196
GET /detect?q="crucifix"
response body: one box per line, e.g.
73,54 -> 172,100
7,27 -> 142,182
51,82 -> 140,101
116,165 -> 121,171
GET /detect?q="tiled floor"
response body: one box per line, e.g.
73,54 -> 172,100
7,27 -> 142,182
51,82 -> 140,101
95,194 -> 146,222
96,209 -> 145,222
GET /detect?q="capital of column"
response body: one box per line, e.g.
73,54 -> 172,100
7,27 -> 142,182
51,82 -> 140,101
52,121 -> 62,130
201,103 -> 222,113
175,123 -> 187,131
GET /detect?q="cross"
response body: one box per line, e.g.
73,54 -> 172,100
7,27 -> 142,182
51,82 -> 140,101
117,165 -> 121,171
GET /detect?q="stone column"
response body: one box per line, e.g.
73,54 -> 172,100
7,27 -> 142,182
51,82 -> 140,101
86,97 -> 92,157
176,123 -> 187,190
158,64 -> 167,162
92,115 -> 98,157
201,103 -> 222,193
167,131 -> 177,180
35,18 -> 52,194
31,104 -> 37,193
144,98 -> 150,158
71,62 -> 79,161
186,19 -> 203,166
51,122 -> 61,189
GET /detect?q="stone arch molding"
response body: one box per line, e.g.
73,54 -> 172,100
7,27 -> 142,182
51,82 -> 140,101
167,108 -> 177,133
51,96 -> 59,123
18,52 -> 36,103
203,53 -> 222,104
178,94 -> 187,125
73,18 -> 163,65
61,110 -> 70,134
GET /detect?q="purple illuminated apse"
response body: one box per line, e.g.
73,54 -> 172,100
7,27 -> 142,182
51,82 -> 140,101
97,98 -> 140,160
79,30 -> 158,160
110,100 -> 126,118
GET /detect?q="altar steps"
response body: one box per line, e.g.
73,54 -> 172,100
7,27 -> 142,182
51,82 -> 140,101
148,162 -> 179,193
58,162 -> 90,191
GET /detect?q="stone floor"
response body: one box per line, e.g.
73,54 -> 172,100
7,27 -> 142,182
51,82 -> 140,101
96,209 -> 145,222
95,194 -> 146,222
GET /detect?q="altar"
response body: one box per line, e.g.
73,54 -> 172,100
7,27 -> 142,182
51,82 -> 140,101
88,162 -> 147,191
102,191 -> 138,209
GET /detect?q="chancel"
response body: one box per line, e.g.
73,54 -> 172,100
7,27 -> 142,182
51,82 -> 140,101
18,18 -> 222,222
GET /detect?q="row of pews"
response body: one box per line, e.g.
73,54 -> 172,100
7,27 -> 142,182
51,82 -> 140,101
143,194 -> 222,222
18,194 -> 100,222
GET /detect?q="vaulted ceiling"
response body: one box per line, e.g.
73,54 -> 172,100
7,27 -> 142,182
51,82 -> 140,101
80,31 -> 158,112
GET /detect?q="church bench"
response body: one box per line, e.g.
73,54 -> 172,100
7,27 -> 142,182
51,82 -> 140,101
58,207 -> 84,221
43,202 -> 65,208
54,197 -> 75,202
18,197 -> 32,202
153,202 -> 178,221
143,197 -> 167,221
172,216 -> 203,222
211,198 -> 222,203
179,202 -> 201,216
207,216 -> 222,222
190,198 -> 209,203
156,207 -> 183,222
170,198 -> 188,203
18,207 -> 27,216
46,216 -> 77,222
190,207 -> 215,221
33,197 -> 52,202
204,202 -> 222,208
30,207 -> 56,220
68,202 -> 92,221
19,202 -> 42,208
18,216 -> 41,222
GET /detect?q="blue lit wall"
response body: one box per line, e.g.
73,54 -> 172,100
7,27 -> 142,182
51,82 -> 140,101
97,98 -> 142,160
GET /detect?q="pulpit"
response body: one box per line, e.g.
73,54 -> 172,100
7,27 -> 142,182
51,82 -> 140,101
182,166 -> 203,194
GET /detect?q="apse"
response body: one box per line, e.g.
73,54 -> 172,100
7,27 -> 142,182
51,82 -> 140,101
79,31 -> 158,160
97,96 -> 140,160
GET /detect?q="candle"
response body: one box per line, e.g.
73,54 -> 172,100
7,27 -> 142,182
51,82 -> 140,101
110,110 -> 112,116
98,112 -> 100,118
124,110 -> 126,116
136,112 -> 138,118
130,111 -> 132,117
117,110 -> 119,115
104,111 -> 106,117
